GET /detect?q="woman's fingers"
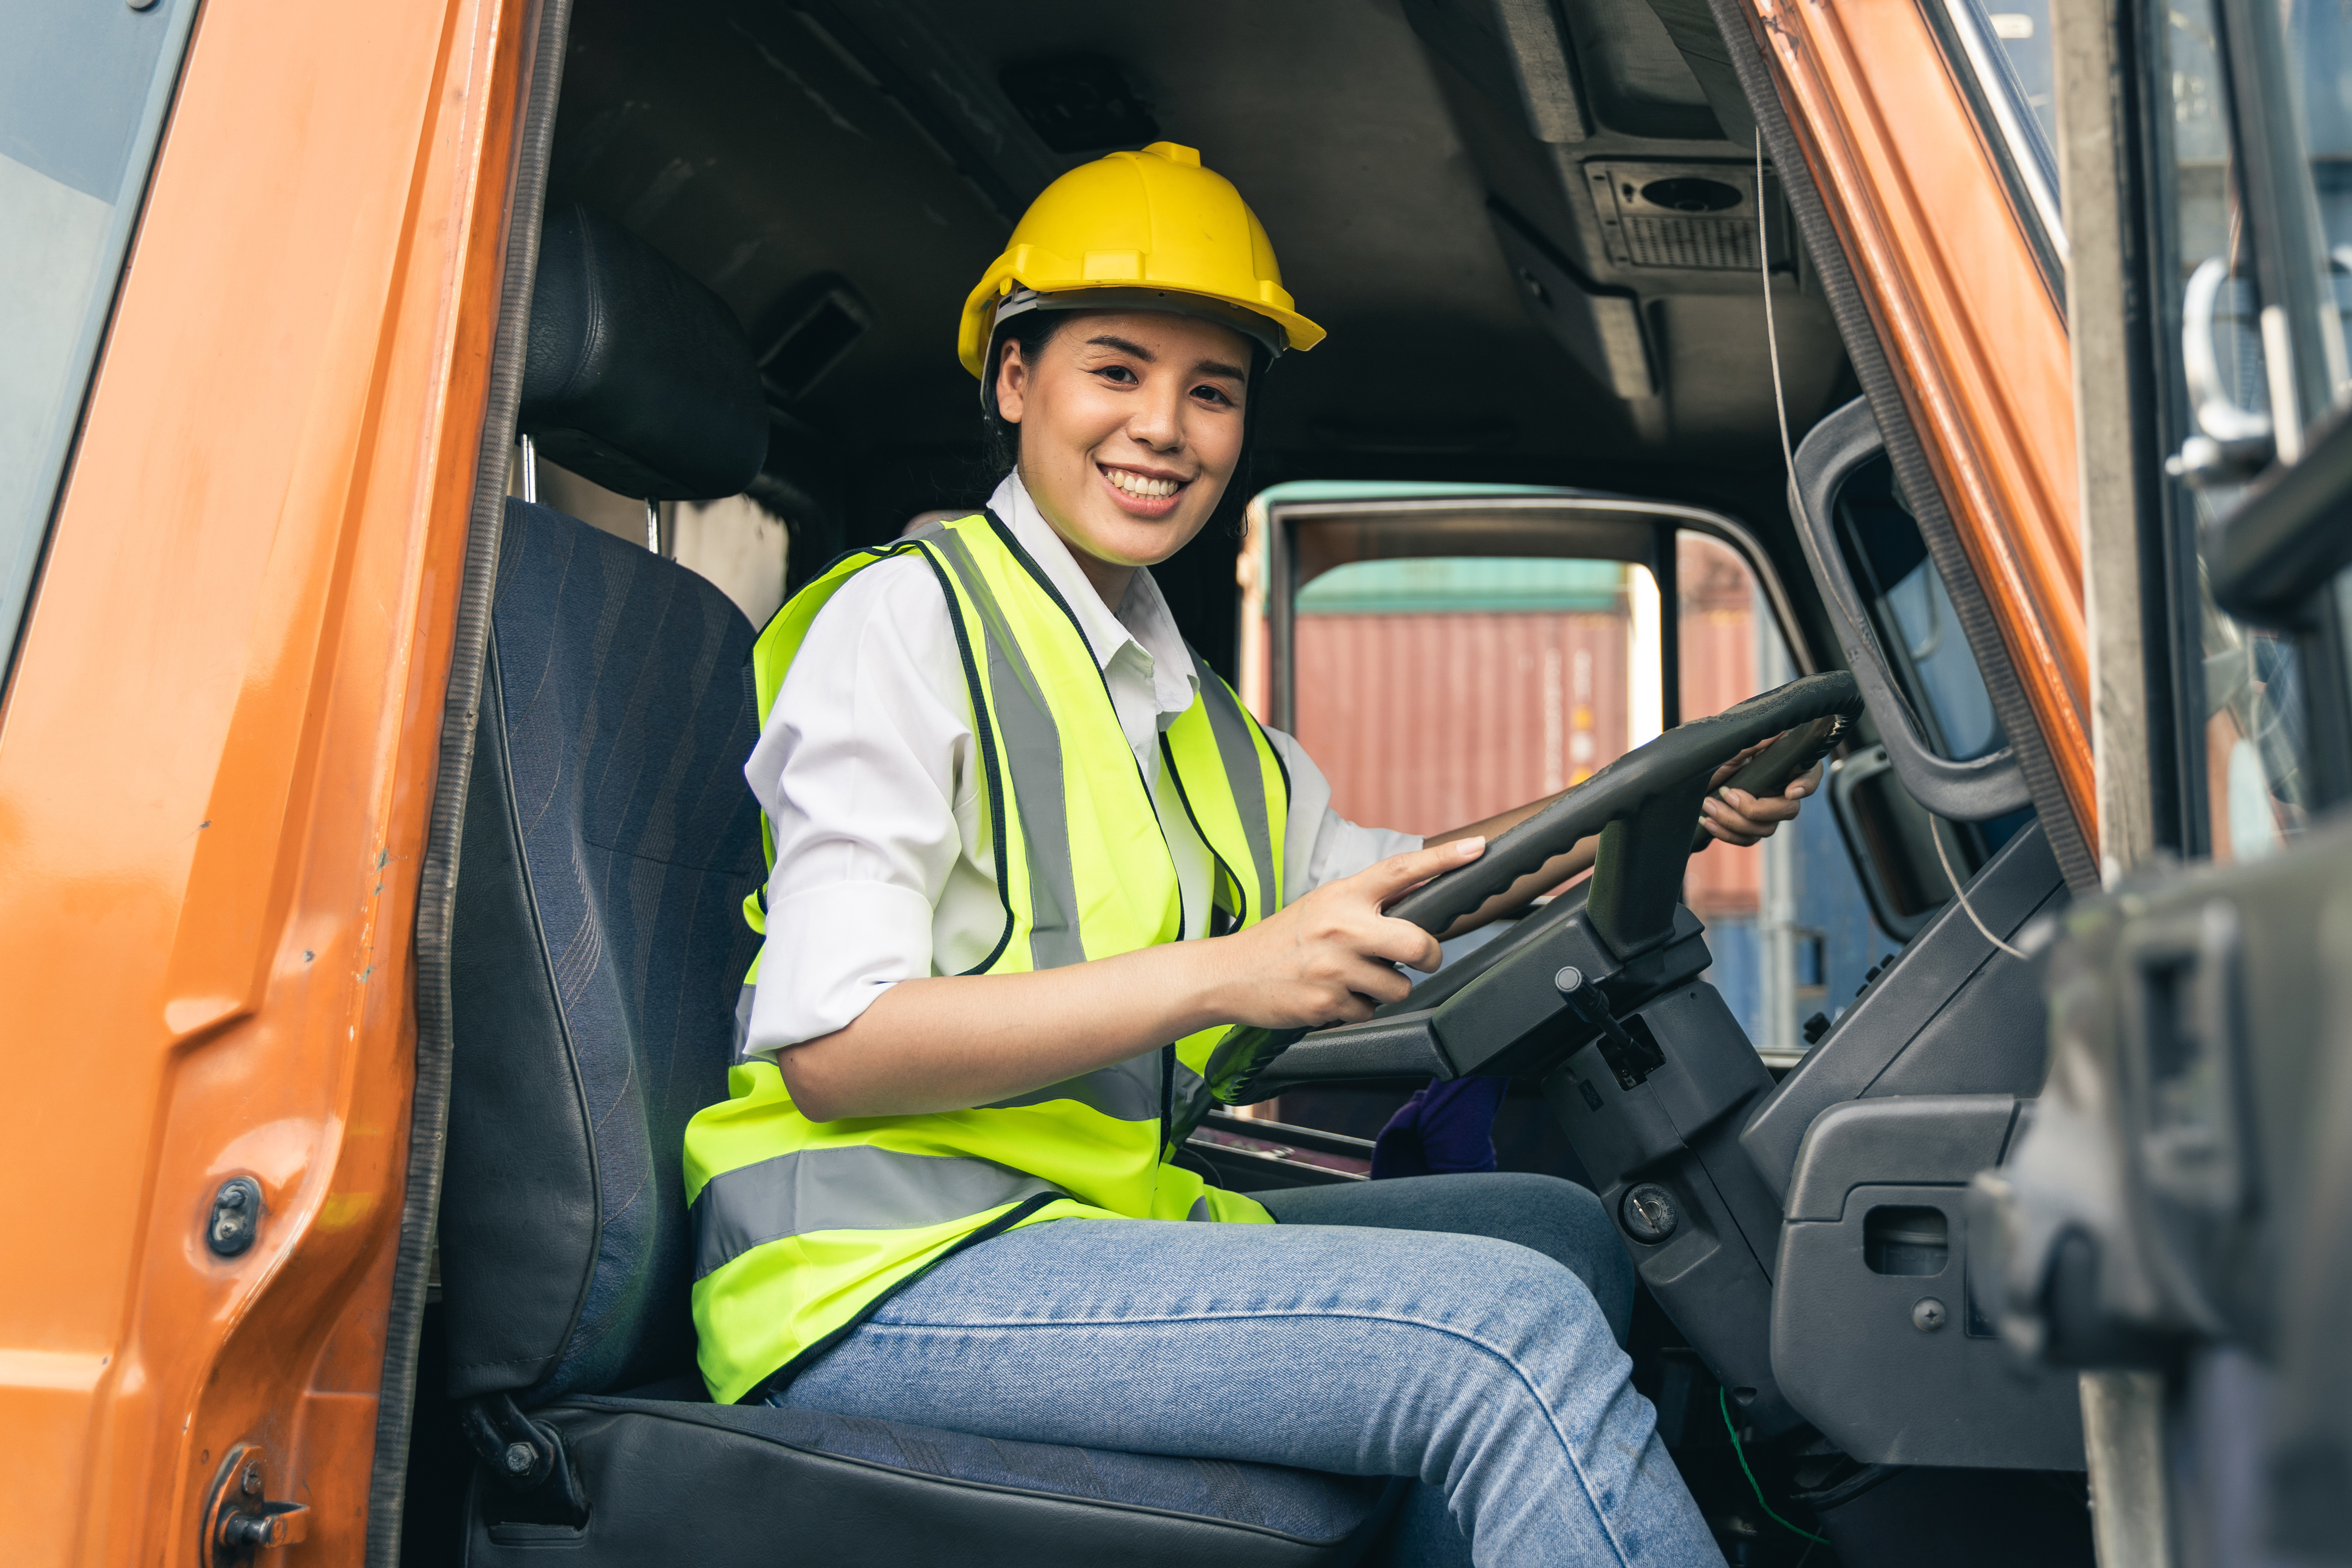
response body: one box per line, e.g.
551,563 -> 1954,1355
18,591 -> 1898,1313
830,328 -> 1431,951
1368,916 -> 1446,974
1336,954 -> 1417,1007
1358,836 -> 1485,908
1700,771 -> 1818,845
1720,785 -> 1801,823
1229,842 -> 1479,1029
1700,794 -> 1780,842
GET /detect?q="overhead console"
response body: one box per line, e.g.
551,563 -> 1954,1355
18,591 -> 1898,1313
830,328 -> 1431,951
1395,0 -> 1846,446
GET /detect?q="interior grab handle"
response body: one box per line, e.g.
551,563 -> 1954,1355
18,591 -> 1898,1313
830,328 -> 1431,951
2167,257 -> 2277,486
1788,398 -> 2031,822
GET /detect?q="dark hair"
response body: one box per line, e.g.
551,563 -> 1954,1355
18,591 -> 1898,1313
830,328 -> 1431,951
977,310 -> 1268,542
978,310 -> 1069,474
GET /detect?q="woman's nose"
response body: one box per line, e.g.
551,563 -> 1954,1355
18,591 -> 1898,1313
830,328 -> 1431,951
1126,381 -> 1186,451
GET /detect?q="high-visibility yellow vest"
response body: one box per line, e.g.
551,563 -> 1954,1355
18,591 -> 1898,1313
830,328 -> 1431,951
685,510 -> 1290,1404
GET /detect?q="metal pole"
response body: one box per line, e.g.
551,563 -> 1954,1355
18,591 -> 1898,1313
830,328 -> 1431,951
1757,588 -> 1797,1055
518,433 -> 538,504
2052,0 -> 2174,1559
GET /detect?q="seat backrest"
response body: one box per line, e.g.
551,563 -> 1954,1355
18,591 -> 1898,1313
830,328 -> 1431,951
439,200 -> 770,1406
441,504 -> 765,1403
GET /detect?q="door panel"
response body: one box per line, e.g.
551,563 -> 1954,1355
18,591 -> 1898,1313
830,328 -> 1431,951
0,1 -> 530,1562
1730,0 -> 2093,850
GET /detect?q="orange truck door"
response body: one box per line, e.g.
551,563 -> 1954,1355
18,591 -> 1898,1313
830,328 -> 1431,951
1708,0 -> 2096,885
0,0 -> 534,1562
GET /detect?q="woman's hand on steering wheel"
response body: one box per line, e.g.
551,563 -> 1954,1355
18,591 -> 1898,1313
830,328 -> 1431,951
1697,742 -> 1823,848
1208,838 -> 1487,1031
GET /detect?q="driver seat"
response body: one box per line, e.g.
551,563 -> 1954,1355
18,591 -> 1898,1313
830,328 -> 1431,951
433,205 -> 1396,1564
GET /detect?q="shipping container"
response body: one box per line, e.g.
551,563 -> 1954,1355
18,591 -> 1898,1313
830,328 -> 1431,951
1292,605 -> 1634,838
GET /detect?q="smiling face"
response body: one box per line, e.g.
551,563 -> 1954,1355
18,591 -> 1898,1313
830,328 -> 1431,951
995,308 -> 1251,604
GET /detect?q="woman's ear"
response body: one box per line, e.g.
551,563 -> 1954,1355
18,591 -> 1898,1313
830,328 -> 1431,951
995,339 -> 1029,424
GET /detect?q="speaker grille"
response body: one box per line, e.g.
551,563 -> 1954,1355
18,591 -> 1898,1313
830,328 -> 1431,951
1619,214 -> 1760,271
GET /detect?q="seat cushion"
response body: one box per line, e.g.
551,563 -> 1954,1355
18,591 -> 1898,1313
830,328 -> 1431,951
467,1397 -> 1398,1567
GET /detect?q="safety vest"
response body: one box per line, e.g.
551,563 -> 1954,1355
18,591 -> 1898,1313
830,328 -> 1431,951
685,510 -> 1291,1404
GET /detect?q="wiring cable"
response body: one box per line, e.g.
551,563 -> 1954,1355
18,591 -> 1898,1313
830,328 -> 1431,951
1758,133 -> 1798,479
1720,1386 -> 1831,1547
1929,814 -> 2029,959
1756,131 -> 2026,967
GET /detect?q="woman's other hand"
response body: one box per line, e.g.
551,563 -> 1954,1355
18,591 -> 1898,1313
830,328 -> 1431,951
1210,838 -> 1484,1030
1698,740 -> 1822,847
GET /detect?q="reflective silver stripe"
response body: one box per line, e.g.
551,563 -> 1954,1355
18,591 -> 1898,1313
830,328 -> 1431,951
930,530 -> 1088,971
1190,651 -> 1279,917
732,981 -> 757,1062
692,1146 -> 1059,1279
985,1050 -> 1161,1121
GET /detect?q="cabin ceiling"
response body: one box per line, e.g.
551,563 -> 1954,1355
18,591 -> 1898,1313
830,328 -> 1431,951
547,0 -> 1856,556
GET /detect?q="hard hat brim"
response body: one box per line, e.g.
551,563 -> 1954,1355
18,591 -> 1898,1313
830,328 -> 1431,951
960,276 -> 1325,384
970,285 -> 1316,411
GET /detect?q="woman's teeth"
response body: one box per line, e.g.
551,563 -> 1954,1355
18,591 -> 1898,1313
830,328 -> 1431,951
1105,468 -> 1180,499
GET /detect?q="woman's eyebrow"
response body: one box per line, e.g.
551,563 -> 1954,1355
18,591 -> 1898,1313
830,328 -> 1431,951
1082,334 -> 1245,382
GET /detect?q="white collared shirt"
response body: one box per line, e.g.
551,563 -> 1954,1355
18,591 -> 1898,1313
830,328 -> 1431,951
741,472 -> 1421,1058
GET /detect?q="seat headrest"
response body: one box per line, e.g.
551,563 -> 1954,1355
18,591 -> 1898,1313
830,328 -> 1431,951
520,205 -> 768,501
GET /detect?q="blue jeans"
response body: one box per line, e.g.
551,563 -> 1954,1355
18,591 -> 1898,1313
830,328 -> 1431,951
776,1173 -> 1721,1566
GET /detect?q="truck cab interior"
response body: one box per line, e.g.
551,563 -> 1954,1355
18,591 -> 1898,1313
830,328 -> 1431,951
403,0 -> 2101,1561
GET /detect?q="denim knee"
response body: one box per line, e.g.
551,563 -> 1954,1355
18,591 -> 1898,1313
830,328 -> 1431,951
1450,1173 -> 1633,1345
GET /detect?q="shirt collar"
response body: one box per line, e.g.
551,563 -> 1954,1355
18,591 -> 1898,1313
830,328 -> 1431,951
987,472 -> 1201,723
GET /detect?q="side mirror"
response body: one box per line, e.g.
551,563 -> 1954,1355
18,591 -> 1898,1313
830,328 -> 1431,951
1790,398 -> 2031,822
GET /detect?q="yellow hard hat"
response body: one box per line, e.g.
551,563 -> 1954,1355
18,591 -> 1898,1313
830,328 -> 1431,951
958,141 -> 1325,394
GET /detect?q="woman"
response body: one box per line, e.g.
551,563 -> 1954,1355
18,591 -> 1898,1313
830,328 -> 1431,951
684,143 -> 1811,1566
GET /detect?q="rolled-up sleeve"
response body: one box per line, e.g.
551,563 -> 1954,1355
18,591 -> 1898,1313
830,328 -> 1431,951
741,559 -> 979,1057
1263,728 -> 1422,900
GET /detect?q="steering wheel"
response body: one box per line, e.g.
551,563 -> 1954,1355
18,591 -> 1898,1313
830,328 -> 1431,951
1196,671 -> 1862,1109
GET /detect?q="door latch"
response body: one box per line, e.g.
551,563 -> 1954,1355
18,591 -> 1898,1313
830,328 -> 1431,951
201,1445 -> 308,1564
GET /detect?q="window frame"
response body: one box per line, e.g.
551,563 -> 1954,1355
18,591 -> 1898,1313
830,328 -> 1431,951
1918,0 -> 2070,299
1259,490 -> 1813,737
0,0 -> 203,688
2130,0 -> 2352,847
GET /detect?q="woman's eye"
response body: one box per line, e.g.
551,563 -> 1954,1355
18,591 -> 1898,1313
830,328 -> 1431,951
1097,365 -> 1138,384
1193,384 -> 1236,408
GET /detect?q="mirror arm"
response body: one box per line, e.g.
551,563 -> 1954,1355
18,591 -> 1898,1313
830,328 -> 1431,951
2208,401 -> 2352,630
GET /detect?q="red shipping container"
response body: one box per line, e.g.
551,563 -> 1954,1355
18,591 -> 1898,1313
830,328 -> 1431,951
1292,611 -> 1632,839
1680,533 -> 1765,921
1286,535 -> 1771,918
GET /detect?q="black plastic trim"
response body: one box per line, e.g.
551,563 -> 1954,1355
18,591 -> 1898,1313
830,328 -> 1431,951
366,0 -> 574,1559
2208,403 -> 2352,629
1791,398 -> 2031,819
